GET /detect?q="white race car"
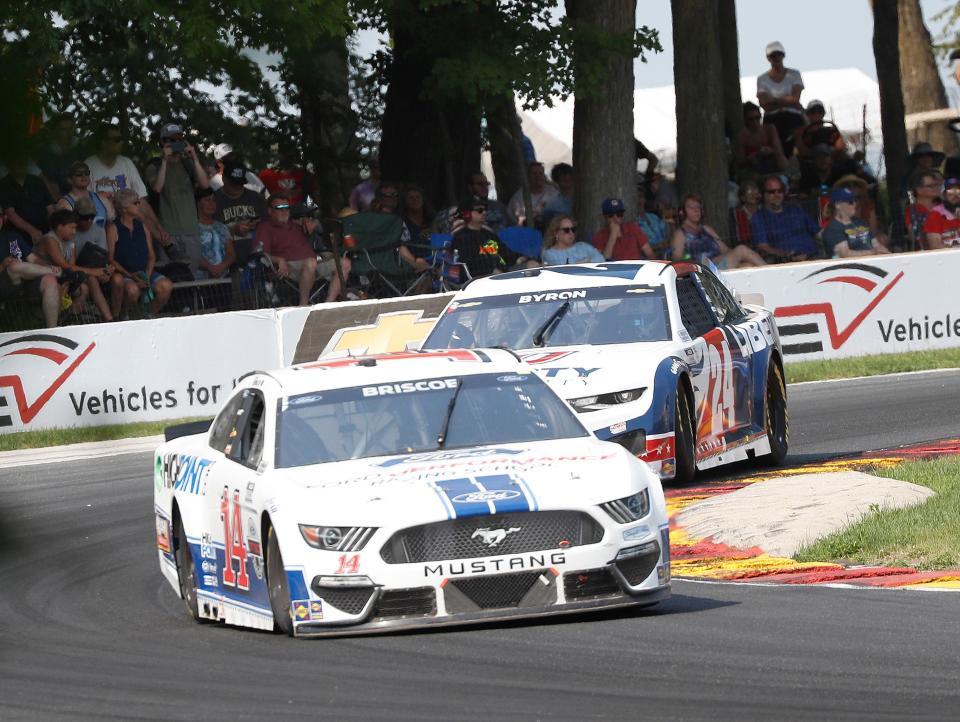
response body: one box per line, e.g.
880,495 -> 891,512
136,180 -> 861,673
422,261 -> 788,483
154,349 -> 670,637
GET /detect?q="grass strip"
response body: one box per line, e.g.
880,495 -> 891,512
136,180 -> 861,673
0,418 -> 205,452
793,456 -> 960,570
785,347 -> 960,383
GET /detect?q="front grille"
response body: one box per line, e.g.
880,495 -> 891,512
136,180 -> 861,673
449,571 -> 543,610
563,568 -> 623,600
373,587 -> 437,620
313,586 -> 376,615
380,511 -> 603,564
614,542 -> 661,586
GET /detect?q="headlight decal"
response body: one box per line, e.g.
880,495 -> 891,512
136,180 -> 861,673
299,525 -> 377,552
600,489 -> 650,524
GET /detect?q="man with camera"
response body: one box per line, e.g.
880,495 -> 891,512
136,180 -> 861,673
144,122 -> 209,275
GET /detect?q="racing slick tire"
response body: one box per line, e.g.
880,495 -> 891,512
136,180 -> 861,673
762,361 -> 789,466
266,524 -> 294,636
173,512 -> 204,623
674,382 -> 696,485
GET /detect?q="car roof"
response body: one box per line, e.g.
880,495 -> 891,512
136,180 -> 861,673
454,261 -> 695,298
249,349 -> 527,395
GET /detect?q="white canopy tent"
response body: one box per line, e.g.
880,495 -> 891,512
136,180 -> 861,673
515,68 -> 885,177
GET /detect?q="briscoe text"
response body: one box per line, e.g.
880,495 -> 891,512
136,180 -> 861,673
362,378 -> 458,396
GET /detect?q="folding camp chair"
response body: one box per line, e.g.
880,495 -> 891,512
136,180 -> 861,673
341,212 -> 431,298
498,226 -> 544,261
427,233 -> 472,292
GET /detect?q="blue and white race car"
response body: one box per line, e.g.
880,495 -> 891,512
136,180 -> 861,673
154,349 -> 670,637
422,261 -> 788,483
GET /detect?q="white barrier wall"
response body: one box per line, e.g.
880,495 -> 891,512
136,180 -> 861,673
3,252 -> 957,433
726,250 -> 960,360
0,312 -> 284,434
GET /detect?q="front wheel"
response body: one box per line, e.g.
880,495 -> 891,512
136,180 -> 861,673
173,513 -> 203,622
673,384 -> 696,485
762,362 -> 789,465
266,524 -> 294,636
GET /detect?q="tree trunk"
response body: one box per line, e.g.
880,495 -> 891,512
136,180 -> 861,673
718,0 -> 743,145
379,14 -> 481,210
672,0 -> 727,228
898,0 -> 958,154
291,35 -> 355,217
566,0 -> 637,238
486,97 -> 527,208
874,0 -> 909,249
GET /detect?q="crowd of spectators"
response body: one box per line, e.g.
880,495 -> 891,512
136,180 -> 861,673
2,39 -> 958,330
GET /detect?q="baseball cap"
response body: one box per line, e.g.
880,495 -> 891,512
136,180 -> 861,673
830,188 -> 856,204
765,41 -> 786,57
944,178 -> 960,190
806,99 -> 825,113
458,195 -> 487,213
601,198 -> 625,215
225,163 -> 247,184
213,143 -> 234,160
160,123 -> 184,138
74,197 -> 96,218
68,160 -> 90,176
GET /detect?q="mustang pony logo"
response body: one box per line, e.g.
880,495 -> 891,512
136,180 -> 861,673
0,333 -> 96,428
471,527 -> 521,548
774,262 -> 904,355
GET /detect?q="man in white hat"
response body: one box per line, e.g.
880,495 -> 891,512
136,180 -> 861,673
756,41 -> 805,157
208,142 -> 267,196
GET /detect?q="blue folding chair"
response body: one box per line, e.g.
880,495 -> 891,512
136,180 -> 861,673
498,226 -> 543,261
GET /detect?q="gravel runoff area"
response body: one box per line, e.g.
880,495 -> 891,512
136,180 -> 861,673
676,471 -> 935,558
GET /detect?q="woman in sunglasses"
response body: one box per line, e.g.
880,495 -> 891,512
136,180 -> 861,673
56,161 -> 115,228
670,194 -> 765,269
541,215 -> 604,266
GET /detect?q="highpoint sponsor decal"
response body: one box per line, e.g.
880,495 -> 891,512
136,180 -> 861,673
161,453 -> 215,495
424,552 -> 566,577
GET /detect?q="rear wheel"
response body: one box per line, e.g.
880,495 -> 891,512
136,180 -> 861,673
763,362 -> 789,465
266,525 -> 294,636
673,384 -> 696,485
173,513 -> 202,622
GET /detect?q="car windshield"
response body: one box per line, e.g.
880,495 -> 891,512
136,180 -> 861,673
425,285 -> 671,349
274,371 -> 587,468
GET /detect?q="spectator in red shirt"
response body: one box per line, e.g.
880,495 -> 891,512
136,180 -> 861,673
591,198 -> 654,261
905,170 -> 942,251
255,193 -> 350,304
922,177 -> 960,249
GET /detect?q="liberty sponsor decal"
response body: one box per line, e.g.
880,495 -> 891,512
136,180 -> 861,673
774,262 -> 904,355
424,552 -> 566,577
0,333 -> 95,428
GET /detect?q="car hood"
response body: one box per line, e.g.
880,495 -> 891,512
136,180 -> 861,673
273,437 -> 650,526
516,343 -> 680,397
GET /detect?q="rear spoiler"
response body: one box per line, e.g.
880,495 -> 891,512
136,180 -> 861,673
164,418 -> 214,442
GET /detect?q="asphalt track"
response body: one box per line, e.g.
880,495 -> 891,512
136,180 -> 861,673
1,370 -> 958,721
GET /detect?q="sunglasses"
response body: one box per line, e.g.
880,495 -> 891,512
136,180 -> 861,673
764,188 -> 785,195
271,204 -> 291,210
558,225 -> 577,233
472,206 -> 488,213
379,191 -> 398,198
605,211 -> 625,218
78,214 -> 96,220
73,170 -> 90,176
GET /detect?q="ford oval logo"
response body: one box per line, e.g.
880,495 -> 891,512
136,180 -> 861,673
452,489 -> 522,504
